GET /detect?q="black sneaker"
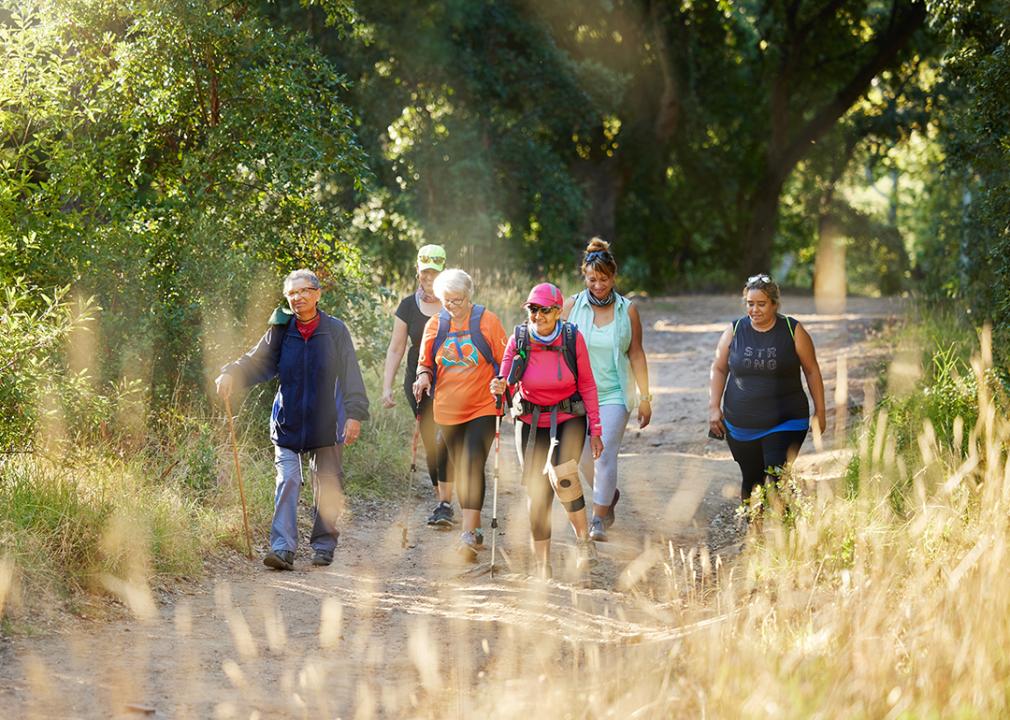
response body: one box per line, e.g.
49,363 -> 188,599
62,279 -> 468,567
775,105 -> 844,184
263,550 -> 294,571
427,501 -> 455,528
311,549 -> 333,566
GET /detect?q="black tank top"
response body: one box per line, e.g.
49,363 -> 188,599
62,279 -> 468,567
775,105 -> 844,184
722,315 -> 809,429
395,293 -> 435,390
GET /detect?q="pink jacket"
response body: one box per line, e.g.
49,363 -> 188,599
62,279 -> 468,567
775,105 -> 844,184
498,325 -> 602,436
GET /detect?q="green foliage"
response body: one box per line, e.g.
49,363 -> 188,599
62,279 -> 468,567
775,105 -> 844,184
1,0 -> 376,411
0,281 -> 92,452
0,453 -> 213,609
923,0 -> 1010,355
848,312 -> 1009,504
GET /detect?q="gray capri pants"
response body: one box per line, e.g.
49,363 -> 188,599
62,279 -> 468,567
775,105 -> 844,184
579,403 -> 630,507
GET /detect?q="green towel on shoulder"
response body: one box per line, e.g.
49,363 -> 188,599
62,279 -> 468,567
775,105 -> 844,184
268,306 -> 293,325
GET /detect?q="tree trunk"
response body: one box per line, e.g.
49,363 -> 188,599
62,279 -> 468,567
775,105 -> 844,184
742,174 -> 787,275
575,155 -> 623,244
814,212 -> 847,314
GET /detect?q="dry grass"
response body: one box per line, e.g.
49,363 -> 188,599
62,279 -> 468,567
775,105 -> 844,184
3,325 -> 1009,718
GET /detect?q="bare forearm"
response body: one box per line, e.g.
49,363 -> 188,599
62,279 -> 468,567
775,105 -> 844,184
805,367 -> 826,416
709,368 -> 727,410
628,348 -> 650,395
383,343 -> 405,392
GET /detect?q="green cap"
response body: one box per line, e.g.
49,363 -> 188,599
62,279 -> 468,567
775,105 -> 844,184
416,244 -> 446,271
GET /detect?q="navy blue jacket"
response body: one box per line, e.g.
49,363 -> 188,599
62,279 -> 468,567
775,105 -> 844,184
222,311 -> 370,452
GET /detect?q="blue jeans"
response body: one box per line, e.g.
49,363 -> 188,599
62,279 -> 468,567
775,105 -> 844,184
272,444 -> 344,554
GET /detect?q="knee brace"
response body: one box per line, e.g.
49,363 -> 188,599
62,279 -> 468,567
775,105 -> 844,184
547,459 -> 584,504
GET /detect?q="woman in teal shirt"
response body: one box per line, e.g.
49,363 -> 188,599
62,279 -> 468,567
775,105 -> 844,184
563,238 -> 652,541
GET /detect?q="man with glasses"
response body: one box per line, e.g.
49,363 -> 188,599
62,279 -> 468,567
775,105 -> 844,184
216,269 -> 370,570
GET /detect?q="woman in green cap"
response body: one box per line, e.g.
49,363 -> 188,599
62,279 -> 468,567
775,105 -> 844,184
382,244 -> 453,527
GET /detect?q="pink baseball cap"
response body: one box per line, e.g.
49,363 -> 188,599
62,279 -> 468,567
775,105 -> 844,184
524,282 -> 564,308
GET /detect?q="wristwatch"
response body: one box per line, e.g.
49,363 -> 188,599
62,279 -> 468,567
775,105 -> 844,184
640,393 -> 653,402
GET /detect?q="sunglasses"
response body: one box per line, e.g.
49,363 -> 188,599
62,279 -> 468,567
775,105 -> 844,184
418,255 -> 445,266
747,274 -> 772,285
527,305 -> 558,317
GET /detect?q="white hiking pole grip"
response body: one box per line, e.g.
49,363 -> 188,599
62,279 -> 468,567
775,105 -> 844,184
490,393 -> 502,578
223,395 -> 254,559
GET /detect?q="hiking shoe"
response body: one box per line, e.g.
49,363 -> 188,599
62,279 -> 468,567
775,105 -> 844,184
575,538 -> 598,569
427,501 -> 455,528
456,529 -> 483,561
588,515 -> 608,542
603,488 -> 620,529
311,549 -> 334,567
263,550 -> 295,571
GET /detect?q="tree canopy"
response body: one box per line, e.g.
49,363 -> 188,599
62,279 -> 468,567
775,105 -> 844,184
2,0 -> 1009,439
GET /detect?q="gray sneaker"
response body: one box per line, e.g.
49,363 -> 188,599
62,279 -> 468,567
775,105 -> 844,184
427,501 -> 455,528
263,550 -> 295,571
456,529 -> 483,561
588,515 -> 608,542
603,488 -> 620,529
575,538 -> 598,569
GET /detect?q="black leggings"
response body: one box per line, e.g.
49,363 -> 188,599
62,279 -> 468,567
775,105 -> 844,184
439,415 -> 496,512
726,429 -> 807,502
405,389 -> 448,488
520,416 -> 587,541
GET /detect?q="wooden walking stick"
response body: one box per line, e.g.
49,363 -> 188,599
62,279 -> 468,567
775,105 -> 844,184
224,395 -> 254,559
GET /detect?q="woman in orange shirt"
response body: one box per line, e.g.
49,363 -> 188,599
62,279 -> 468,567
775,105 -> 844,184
413,269 -> 507,560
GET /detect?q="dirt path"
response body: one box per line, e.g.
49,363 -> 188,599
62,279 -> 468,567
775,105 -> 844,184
0,295 -> 902,719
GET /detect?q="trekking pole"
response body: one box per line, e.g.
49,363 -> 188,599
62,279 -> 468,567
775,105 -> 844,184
490,394 -> 503,579
223,395 -> 254,560
401,416 -> 421,549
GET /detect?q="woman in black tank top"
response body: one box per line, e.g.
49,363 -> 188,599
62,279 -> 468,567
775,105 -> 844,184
381,245 -> 453,528
708,275 -> 826,503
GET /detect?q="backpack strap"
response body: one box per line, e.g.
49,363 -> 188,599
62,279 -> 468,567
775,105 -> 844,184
428,305 -> 499,396
561,322 -> 579,380
468,305 -> 499,375
509,321 -> 579,383
507,324 -> 530,385
428,309 -> 452,394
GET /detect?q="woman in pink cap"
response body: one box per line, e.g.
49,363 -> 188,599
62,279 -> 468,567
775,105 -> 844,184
491,282 -> 604,579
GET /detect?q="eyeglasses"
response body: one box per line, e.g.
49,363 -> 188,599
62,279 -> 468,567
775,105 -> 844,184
418,255 -> 445,267
285,286 -> 319,299
527,305 -> 559,317
443,296 -> 467,307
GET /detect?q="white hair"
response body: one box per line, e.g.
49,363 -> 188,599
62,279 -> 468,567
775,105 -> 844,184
283,269 -> 320,291
433,268 -> 473,301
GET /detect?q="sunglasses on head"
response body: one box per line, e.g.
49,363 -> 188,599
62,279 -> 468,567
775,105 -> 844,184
747,274 -> 772,285
527,305 -> 558,316
418,255 -> 445,266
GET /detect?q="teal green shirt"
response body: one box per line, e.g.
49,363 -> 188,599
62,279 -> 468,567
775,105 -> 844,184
569,290 -> 636,411
586,320 -> 626,406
